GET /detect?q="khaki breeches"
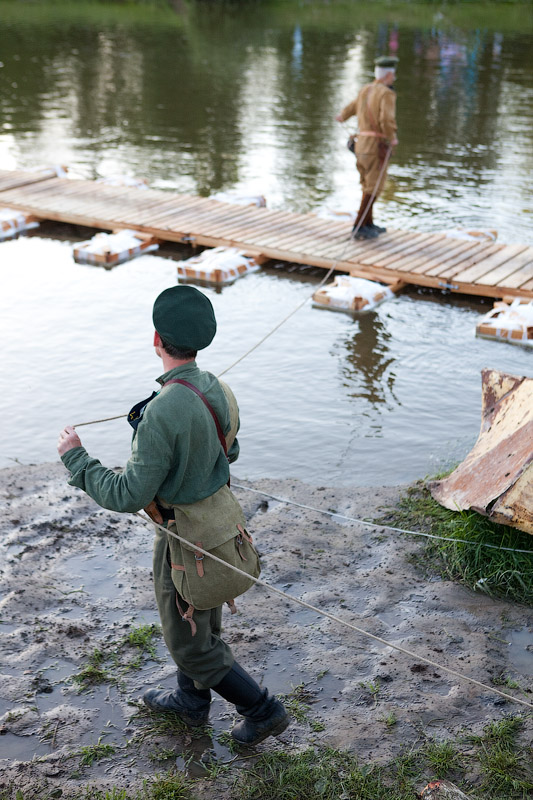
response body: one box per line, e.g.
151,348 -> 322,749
152,526 -> 234,689
356,152 -> 388,197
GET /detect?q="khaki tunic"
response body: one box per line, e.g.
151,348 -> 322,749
339,81 -> 397,196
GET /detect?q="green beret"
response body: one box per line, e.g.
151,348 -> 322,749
375,55 -> 399,68
153,285 -> 217,351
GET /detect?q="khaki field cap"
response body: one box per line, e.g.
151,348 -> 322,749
374,55 -> 399,69
153,285 -> 217,350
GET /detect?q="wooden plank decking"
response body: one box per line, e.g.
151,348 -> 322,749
1,169 -> 533,299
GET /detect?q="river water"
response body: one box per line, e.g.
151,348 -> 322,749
0,1 -> 532,486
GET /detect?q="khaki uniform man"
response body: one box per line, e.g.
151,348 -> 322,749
336,55 -> 399,239
57,285 -> 289,747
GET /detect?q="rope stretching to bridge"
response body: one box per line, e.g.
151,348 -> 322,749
230,482 -> 533,556
73,147 -> 392,426
135,510 -> 533,711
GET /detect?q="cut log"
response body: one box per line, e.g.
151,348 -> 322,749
418,780 -> 472,799
430,369 -> 533,535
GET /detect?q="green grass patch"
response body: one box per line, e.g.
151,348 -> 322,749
1,716 -> 531,799
123,623 -> 161,658
72,648 -> 111,692
281,682 -> 326,731
78,737 -> 116,767
378,480 -> 533,606
0,771 -> 196,800
145,773 -> 195,800
71,624 -> 162,691
235,716 -> 533,799
127,700 -> 192,743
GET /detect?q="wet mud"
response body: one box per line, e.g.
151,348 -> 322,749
0,463 -> 532,797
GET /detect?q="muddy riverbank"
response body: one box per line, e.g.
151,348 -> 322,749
0,462 -> 531,797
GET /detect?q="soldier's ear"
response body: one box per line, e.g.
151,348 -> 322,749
154,330 -> 161,347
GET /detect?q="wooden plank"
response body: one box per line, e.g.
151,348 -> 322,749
137,197 -> 214,226
392,236 -> 476,273
357,232 -> 434,267
258,225 -> 336,253
435,243 -> 505,280
412,238 -> 482,275
130,201 -> 224,232
497,258 -> 533,289
223,210 -> 312,242
385,236 -> 459,272
241,221 -> 320,250
157,199 -> 264,232
346,231 -> 417,265
453,244 -> 529,285
373,233 -> 446,268
0,184 -> 127,218
423,240 -> 498,278
302,232 -> 362,259
0,169 -> 62,192
227,209 -> 339,245
519,276 -> 533,292
478,247 -> 533,286
181,204 -> 272,238
353,230 -> 415,259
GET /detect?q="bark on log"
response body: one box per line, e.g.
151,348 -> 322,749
419,780 -> 472,799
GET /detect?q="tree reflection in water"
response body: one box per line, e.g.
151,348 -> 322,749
342,311 -> 398,409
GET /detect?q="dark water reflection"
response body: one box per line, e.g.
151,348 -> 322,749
342,313 -> 398,411
0,2 -> 532,485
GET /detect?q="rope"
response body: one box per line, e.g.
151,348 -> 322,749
218,146 -> 392,378
73,146 -> 392,426
231,482 -> 533,556
135,510 -> 533,711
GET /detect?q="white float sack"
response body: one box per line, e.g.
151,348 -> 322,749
212,191 -> 266,207
316,207 -> 355,223
29,164 -> 68,178
97,175 -> 149,190
0,208 -> 40,240
177,246 -> 260,285
313,275 -> 393,313
443,227 -> 498,242
476,298 -> 533,347
73,229 -> 158,267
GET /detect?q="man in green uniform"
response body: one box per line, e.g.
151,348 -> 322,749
57,285 -> 289,746
336,55 -> 399,240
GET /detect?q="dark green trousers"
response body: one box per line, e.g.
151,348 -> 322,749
152,527 -> 234,689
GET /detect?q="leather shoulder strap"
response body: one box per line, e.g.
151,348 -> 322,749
163,378 -> 228,457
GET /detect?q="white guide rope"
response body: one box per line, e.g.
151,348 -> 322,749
135,510 -> 533,711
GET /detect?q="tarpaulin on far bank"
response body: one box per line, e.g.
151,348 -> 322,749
430,369 -> 533,535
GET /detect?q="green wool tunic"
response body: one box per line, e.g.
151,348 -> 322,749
61,362 -> 239,511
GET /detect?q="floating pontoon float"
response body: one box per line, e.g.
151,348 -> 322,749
0,208 -> 39,240
97,175 -> 149,190
317,207 -> 355,223
177,247 -> 260,285
211,191 -> 266,207
476,298 -> 533,347
29,164 -> 68,178
443,228 -> 497,243
73,229 -> 159,268
312,275 -> 393,313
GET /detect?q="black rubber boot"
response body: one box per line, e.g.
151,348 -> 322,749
143,670 -> 211,726
365,198 -> 386,235
352,193 -> 372,237
212,662 -> 289,746
353,225 -> 379,240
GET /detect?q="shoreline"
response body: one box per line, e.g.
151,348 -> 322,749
0,462 -> 531,796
